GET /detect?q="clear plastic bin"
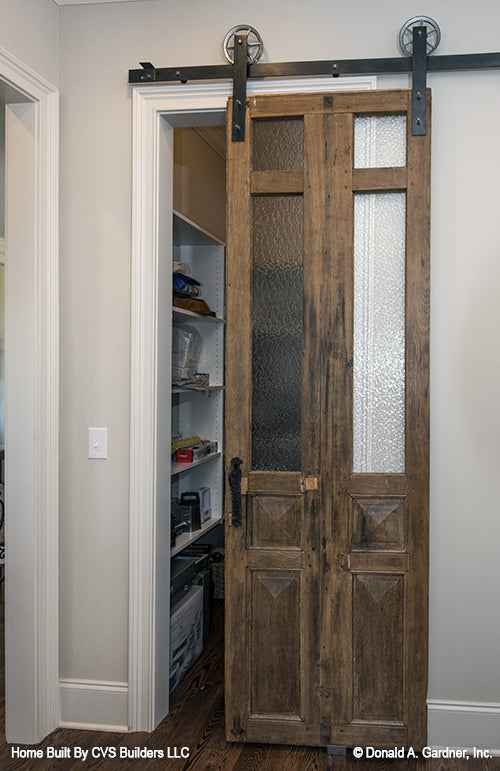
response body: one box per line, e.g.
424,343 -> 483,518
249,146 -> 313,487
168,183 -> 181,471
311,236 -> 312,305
172,324 -> 202,379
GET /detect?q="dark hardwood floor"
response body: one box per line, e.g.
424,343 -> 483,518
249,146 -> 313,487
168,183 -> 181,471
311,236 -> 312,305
0,589 -> 498,769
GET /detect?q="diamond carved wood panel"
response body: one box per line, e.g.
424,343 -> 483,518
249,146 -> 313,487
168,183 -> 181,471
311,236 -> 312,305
351,496 -> 406,551
352,573 -> 405,722
250,571 -> 302,716
249,494 -> 303,549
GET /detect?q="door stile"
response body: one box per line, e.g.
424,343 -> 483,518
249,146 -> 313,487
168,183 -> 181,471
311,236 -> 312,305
322,112 -> 356,737
225,99 -> 252,741
302,113 -> 326,733
404,90 -> 431,746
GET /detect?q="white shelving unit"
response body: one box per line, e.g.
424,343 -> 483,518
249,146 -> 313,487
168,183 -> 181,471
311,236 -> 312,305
171,209 -> 225,555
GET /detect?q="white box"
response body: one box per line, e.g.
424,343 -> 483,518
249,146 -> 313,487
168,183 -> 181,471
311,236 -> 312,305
169,585 -> 204,692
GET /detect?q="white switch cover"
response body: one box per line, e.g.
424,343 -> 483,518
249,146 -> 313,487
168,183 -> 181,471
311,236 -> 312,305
88,427 -> 108,459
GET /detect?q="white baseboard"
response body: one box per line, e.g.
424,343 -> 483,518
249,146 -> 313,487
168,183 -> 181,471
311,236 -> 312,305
58,687 -> 500,746
428,699 -> 500,754
59,679 -> 128,732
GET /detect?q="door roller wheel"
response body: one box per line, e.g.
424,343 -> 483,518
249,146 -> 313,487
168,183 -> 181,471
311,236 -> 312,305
223,25 -> 264,65
399,16 -> 441,57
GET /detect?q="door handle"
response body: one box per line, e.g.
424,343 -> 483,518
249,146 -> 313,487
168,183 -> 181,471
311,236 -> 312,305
228,457 -> 243,527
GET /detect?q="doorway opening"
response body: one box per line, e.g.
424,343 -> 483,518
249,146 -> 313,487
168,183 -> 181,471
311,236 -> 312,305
129,75 -> 376,734
168,121 -> 226,701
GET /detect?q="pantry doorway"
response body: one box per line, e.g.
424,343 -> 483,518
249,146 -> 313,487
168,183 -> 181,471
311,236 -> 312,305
129,75 -> 382,734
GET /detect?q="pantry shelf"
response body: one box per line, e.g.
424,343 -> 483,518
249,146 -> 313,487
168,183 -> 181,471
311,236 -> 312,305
171,516 -> 223,558
172,385 -> 224,395
171,452 -> 222,477
172,306 -> 224,324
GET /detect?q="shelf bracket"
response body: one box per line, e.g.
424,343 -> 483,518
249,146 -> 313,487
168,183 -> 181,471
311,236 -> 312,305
411,25 -> 428,135
231,32 -> 249,142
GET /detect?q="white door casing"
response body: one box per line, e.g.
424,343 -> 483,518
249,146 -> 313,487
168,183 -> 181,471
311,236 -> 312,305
1,45 -> 59,743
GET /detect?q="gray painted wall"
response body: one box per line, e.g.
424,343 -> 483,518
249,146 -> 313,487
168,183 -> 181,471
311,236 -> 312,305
0,0 -> 58,86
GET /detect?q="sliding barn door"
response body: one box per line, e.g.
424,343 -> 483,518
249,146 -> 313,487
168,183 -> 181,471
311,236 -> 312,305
225,90 -> 430,749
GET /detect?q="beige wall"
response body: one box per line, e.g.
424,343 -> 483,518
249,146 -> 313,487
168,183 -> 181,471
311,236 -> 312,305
57,0 -> 500,732
0,0 -> 58,455
0,0 -> 58,86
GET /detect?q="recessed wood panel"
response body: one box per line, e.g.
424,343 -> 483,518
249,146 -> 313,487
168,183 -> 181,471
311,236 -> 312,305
250,570 -> 302,717
249,495 -> 303,549
352,573 -> 405,722
351,496 -> 407,550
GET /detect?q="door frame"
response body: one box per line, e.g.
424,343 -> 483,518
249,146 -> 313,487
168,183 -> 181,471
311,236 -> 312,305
128,74 -> 375,732
1,47 -> 59,742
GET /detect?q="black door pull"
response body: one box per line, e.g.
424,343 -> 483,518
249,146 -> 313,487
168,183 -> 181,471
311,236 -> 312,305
228,457 -> 243,527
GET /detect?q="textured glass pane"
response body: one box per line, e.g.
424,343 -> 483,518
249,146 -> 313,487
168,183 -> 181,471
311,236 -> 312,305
252,196 -> 303,471
253,118 -> 304,171
354,115 -> 407,168
353,193 -> 406,473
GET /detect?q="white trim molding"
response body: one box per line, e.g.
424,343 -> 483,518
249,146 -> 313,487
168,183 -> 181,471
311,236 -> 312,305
129,75 -> 376,733
0,44 -> 59,743
428,700 -> 500,755
60,680 -> 128,732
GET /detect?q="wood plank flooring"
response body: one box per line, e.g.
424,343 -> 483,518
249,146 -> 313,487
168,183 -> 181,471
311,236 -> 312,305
0,592 -> 498,769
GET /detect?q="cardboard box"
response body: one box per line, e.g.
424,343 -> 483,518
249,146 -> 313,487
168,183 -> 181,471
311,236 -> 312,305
169,585 -> 204,692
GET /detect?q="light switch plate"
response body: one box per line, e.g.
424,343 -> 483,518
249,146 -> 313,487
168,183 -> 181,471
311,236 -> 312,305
88,427 -> 108,459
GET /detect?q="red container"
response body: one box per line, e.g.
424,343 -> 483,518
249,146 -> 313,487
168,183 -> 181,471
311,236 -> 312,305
176,448 -> 193,464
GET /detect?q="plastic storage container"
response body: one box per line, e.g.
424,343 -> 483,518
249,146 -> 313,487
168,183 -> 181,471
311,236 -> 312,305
172,324 -> 202,379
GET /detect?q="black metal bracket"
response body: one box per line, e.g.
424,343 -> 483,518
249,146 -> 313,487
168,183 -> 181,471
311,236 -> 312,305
411,26 -> 428,135
129,42 -> 500,140
327,745 -> 347,756
139,62 -> 156,82
231,33 -> 248,141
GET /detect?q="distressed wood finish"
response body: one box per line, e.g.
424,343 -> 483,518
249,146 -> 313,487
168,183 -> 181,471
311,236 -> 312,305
352,166 -> 408,192
224,99 -> 252,743
250,169 -> 304,195
348,552 -> 410,573
353,573 -> 405,722
325,110 -> 355,742
404,88 -> 432,748
349,472 -> 409,496
225,89 -> 430,750
247,471 -> 303,495
249,89 -> 409,119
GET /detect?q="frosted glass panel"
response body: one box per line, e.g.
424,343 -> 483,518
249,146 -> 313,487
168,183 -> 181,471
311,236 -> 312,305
354,115 -> 406,168
253,118 -> 304,171
252,196 -> 303,471
353,193 -> 406,473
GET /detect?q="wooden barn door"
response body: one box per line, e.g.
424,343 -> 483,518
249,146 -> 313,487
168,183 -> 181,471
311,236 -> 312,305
225,90 -> 430,749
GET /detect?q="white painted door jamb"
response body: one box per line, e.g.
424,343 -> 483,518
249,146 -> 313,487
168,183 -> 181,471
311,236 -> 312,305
0,45 -> 59,744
